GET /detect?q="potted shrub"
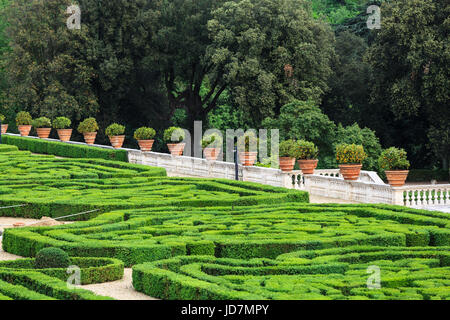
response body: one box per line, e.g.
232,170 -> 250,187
53,117 -> 72,142
16,111 -> 33,136
237,133 -> 258,166
32,117 -> 52,139
379,147 -> 410,187
106,123 -> 126,149
134,127 -> 156,152
202,133 -> 223,161
296,140 -> 319,174
164,127 -> 186,156
279,139 -> 298,172
336,143 -> 367,181
0,114 -> 7,134
78,118 -> 99,145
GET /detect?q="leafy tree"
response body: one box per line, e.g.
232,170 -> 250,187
262,100 -> 336,166
148,0 -> 335,133
3,0 -> 98,120
366,0 -> 450,170
335,123 -> 382,171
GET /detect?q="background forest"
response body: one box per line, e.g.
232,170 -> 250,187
0,0 -> 448,177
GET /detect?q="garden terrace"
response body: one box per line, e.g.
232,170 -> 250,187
1,144 -> 449,300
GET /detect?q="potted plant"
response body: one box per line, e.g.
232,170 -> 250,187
134,127 -> 156,152
16,111 -> 33,136
379,147 -> 411,187
336,143 -> 367,181
32,117 -> 52,139
237,132 -> 258,166
78,118 -> 99,145
53,117 -> 72,142
164,127 -> 186,156
106,123 -> 126,149
296,140 -> 319,175
0,114 -> 7,134
279,139 -> 298,172
202,133 -> 223,161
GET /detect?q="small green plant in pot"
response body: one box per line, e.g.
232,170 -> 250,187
134,127 -> 156,152
106,123 -> 126,149
202,132 -> 223,161
379,147 -> 410,187
237,132 -> 259,166
53,117 -> 72,142
16,111 -> 33,136
78,118 -> 99,145
32,117 -> 52,139
296,140 -> 319,175
279,139 -> 298,172
0,114 -> 8,134
336,143 -> 367,181
164,127 -> 186,156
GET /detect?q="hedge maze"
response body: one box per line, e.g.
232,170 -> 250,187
0,145 -> 449,300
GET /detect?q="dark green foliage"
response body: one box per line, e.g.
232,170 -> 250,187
32,117 -> 51,128
52,117 -> 71,129
34,248 -> 70,269
407,170 -> 449,183
15,111 -> 32,125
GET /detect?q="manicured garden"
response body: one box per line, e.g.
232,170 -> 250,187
0,144 -> 448,300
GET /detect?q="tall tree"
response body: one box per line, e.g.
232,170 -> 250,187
366,0 -> 450,170
149,0 -> 335,131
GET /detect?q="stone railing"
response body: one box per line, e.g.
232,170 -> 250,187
392,184 -> 449,207
3,134 -> 448,209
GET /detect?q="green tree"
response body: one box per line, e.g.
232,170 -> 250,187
148,0 -> 335,132
262,100 -> 337,166
366,0 -> 450,170
3,0 -> 98,120
335,123 -> 382,171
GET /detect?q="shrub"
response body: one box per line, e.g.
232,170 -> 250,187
296,140 -> 319,159
34,248 -> 70,269
78,118 -> 99,133
336,143 -> 367,164
237,132 -> 258,152
378,147 -> 410,171
53,117 -> 71,129
32,117 -> 52,128
279,140 -> 298,158
164,127 -> 185,143
0,114 -> 5,122
202,132 -> 223,149
134,127 -> 156,140
105,123 -> 125,137
15,111 -> 32,126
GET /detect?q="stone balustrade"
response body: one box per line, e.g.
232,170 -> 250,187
3,133 -> 449,209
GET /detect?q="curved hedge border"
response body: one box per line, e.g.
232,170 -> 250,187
0,257 -> 124,285
0,271 -> 112,300
2,134 -> 128,162
132,246 -> 450,300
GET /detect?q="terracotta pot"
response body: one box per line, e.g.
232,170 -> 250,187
83,132 -> 97,145
18,125 -> 32,137
240,151 -> 258,166
109,135 -> 125,149
167,143 -> 186,156
1,124 -> 8,134
339,164 -> 362,181
57,129 -> 72,142
204,148 -> 221,161
138,140 -> 154,152
279,157 -> 296,172
298,159 -> 319,175
385,170 -> 409,187
36,128 -> 51,139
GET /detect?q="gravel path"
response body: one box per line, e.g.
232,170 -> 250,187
81,268 -> 157,300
